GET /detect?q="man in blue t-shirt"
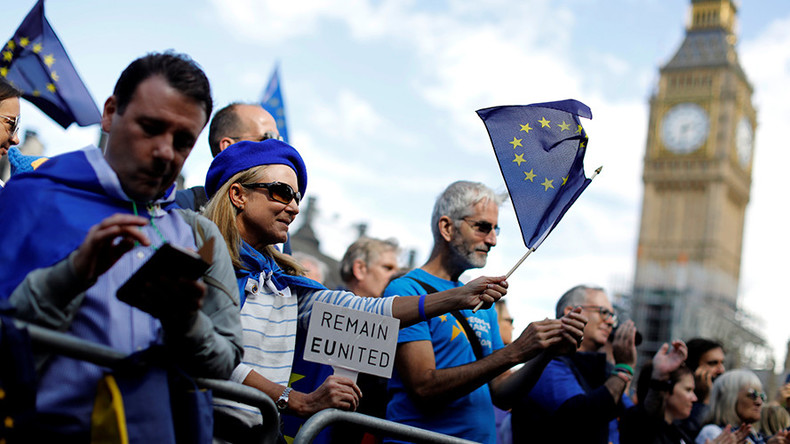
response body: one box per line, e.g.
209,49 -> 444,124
383,181 -> 586,444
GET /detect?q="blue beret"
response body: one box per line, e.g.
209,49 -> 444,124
205,139 -> 307,199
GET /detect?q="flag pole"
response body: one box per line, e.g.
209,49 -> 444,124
472,165 -> 604,313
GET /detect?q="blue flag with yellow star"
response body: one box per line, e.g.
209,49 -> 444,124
260,64 -> 289,143
1,0 -> 101,128
477,99 -> 593,250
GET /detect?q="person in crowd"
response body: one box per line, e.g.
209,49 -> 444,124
511,284 -> 638,444
759,403 -> 790,438
494,299 -> 515,444
175,102 -> 279,210
292,251 -> 328,284
621,341 -> 748,444
680,338 -> 728,438
696,369 -> 789,444
0,52 -> 244,441
202,141 -> 509,442
383,180 -> 586,444
0,78 -> 22,186
340,236 -> 400,298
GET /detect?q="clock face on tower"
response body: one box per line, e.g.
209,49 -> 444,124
735,117 -> 753,167
660,103 -> 710,154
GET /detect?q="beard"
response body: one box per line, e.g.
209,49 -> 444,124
448,235 -> 488,271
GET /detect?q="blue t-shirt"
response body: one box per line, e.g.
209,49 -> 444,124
383,269 -> 504,444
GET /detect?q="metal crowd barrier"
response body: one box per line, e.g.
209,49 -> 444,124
293,409 -> 479,444
7,319 -> 280,444
10,319 -> 478,444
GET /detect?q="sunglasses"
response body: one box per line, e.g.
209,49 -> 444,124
228,131 -> 283,143
241,181 -> 301,205
460,217 -> 500,236
0,114 -> 20,137
578,305 -> 618,324
745,388 -> 767,402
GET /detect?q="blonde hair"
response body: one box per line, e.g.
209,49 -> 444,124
759,402 -> 790,436
202,164 -> 304,275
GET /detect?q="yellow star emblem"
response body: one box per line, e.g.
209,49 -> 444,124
0,67 -> 7,78
43,54 -> 55,67
32,90 -> 41,97
538,117 -> 551,128
541,178 -> 554,191
32,43 -> 42,53
519,123 -> 532,133
509,137 -> 523,149
524,169 -> 536,182
562,176 -> 568,185
19,37 -> 29,47
46,83 -> 56,93
451,324 -> 464,341
2,51 -> 12,62
284,436 -> 294,444
6,41 -> 15,50
51,71 -> 59,82
513,153 -> 526,166
576,124 -> 583,134
580,139 -> 586,148
439,314 -> 447,322
289,373 -> 305,386
558,121 -> 571,131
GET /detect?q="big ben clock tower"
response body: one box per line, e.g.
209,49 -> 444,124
631,0 -> 767,366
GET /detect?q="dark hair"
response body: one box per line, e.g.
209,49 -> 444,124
636,360 -> 693,403
685,338 -> 724,372
0,78 -> 22,102
208,102 -> 245,157
113,51 -> 212,120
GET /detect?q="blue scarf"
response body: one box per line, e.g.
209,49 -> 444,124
235,241 -> 325,306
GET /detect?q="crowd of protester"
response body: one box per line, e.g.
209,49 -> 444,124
1,52 -> 789,444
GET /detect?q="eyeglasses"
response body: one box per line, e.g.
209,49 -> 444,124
745,388 -> 766,402
578,305 -> 618,324
459,218 -> 500,236
0,114 -> 20,137
228,131 -> 283,143
241,181 -> 301,205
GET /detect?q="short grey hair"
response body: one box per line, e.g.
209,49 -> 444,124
555,285 -> 604,319
339,237 -> 400,283
704,369 -> 763,428
430,181 -> 507,243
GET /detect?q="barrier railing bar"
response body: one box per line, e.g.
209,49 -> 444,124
293,408 -> 479,444
6,318 -> 280,444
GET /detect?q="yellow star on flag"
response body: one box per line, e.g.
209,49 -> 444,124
558,121 -> 571,131
562,176 -> 568,185
541,178 -> 554,191
538,117 -> 551,128
32,90 -> 41,97
509,137 -> 523,149
19,37 -> 29,47
580,140 -> 586,148
524,169 -> 536,182
0,67 -> 7,78
519,123 -> 532,133
6,41 -> 15,50
2,51 -> 12,62
43,54 -> 55,67
46,83 -> 56,93
51,71 -> 59,82
576,124 -> 583,134
513,153 -> 526,166
32,43 -> 42,53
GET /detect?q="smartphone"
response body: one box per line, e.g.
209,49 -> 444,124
117,242 -> 211,310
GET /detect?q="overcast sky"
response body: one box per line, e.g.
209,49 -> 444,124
4,0 -> 789,371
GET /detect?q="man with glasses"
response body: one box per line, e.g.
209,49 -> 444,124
382,180 -> 586,444
511,285 -> 639,444
175,102 -> 281,210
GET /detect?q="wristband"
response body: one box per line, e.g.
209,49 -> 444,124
613,371 -> 632,384
614,363 -> 634,376
418,294 -> 428,322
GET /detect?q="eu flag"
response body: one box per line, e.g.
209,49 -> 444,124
1,0 -> 101,128
477,99 -> 593,250
260,64 -> 289,143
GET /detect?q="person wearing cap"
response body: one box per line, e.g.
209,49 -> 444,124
202,139 -> 510,440
0,52 -> 243,441
0,78 -> 22,187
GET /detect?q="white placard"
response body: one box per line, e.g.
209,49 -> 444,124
304,301 -> 400,379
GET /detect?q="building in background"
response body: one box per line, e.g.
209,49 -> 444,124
629,0 -> 772,371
